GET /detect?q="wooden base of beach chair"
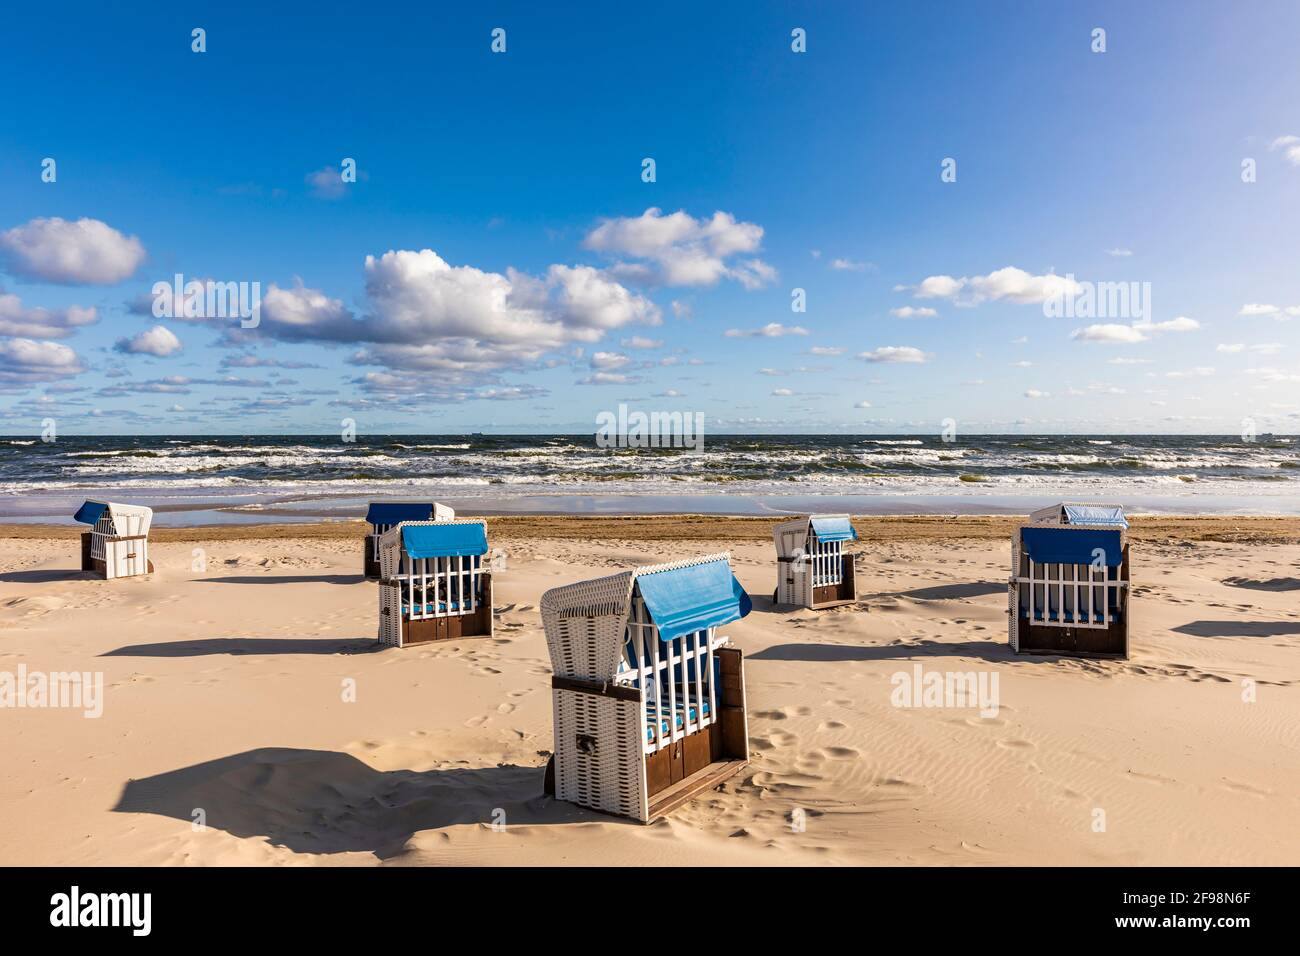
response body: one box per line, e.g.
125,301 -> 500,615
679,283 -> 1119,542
363,535 -> 380,579
397,573 -> 494,645
811,559 -> 857,609
648,757 -> 748,820
1015,617 -> 1128,658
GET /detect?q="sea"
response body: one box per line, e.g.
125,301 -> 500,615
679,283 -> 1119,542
0,433 -> 1296,525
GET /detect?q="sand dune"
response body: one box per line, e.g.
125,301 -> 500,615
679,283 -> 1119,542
0,522 -> 1296,865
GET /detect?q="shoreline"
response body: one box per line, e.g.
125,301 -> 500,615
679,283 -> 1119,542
7,512 -> 1300,544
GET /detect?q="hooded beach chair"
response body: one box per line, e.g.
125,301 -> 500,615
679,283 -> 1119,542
772,514 -> 858,608
541,553 -> 752,823
376,519 -> 492,646
73,500 -> 153,579
1009,503 -> 1130,658
363,501 -> 454,578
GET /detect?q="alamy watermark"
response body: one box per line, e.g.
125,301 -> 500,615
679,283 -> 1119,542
1044,274 -> 1152,321
50,886 -> 150,936
1,665 -> 103,718
152,273 -> 260,328
595,403 -> 705,452
890,663 -> 999,718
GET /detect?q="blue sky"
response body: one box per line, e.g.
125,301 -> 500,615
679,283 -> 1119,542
2,0 -> 1299,434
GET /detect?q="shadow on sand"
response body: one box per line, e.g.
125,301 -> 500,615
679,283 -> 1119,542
0,569 -> 95,584
885,582 -> 1006,601
1222,576 -> 1300,593
194,574 -> 367,586
102,637 -> 383,657
112,747 -> 600,858
750,638 -> 1021,664
1171,620 -> 1300,638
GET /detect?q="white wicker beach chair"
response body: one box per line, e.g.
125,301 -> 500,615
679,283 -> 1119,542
363,501 -> 454,578
376,518 -> 492,646
1009,503 -> 1130,658
772,514 -> 858,608
541,553 -> 752,823
74,500 -> 153,579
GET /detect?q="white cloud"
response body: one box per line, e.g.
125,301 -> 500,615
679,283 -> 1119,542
476,385 -> 549,401
807,346 -> 843,356
858,346 -> 927,364
621,336 -> 663,349
890,306 -> 938,319
724,322 -> 809,338
905,266 -> 1081,306
0,217 -> 146,285
771,387 -> 794,396
1106,248 -> 1133,257
306,165 -> 353,199
1071,323 -> 1147,343
114,324 -> 182,357
1024,389 -> 1050,399
259,281 -> 357,340
1245,367 -> 1300,382
1217,342 -> 1282,355
1270,135 -> 1300,166
1165,367 -> 1215,378
1070,318 -> 1194,344
1135,315 -> 1199,333
1238,303 -> 1281,317
0,288 -> 97,338
0,338 -> 86,384
583,208 -> 774,289
547,264 -> 662,331
590,351 -> 631,370
830,258 -> 867,271
576,371 -> 644,386
255,250 -> 659,382
854,400 -> 872,408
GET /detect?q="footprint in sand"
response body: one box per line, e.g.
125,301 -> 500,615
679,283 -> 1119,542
464,714 -> 490,728
754,706 -> 810,721
496,702 -> 516,714
749,731 -> 798,751
1126,769 -> 1177,785
1221,779 -> 1270,797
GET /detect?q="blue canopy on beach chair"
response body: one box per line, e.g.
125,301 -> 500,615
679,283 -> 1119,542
1062,504 -> 1128,529
1021,527 -> 1123,567
635,558 -> 752,642
366,502 -> 435,526
401,522 -> 487,559
810,515 -> 857,542
73,501 -> 108,525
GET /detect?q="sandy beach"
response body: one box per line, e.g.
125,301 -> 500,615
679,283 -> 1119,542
1,515 -> 1297,866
